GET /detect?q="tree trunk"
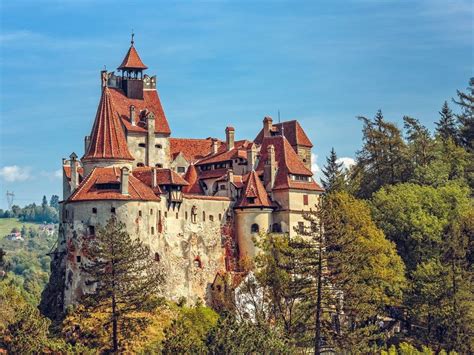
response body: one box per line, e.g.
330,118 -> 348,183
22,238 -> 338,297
314,234 -> 323,355
112,294 -> 118,353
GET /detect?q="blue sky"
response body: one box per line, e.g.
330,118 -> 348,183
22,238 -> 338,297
0,0 -> 472,209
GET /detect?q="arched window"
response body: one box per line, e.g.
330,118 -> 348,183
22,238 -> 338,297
154,252 -> 160,262
251,224 -> 259,233
272,223 -> 282,233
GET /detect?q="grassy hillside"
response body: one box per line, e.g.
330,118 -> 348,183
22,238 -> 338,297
0,218 -> 40,238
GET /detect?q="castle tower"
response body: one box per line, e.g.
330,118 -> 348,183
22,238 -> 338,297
234,170 -> 273,266
117,33 -> 148,99
81,86 -> 135,175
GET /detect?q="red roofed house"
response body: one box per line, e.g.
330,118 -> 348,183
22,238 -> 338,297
44,36 -> 323,317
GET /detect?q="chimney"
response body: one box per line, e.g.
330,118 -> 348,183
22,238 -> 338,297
263,116 -> 273,137
100,70 -> 108,88
120,167 -> 130,195
247,143 -> 257,172
212,139 -> 219,154
146,112 -> 155,166
152,167 -> 157,188
69,152 -> 79,191
225,127 -> 235,151
130,105 -> 136,126
227,169 -> 234,196
84,135 -> 91,155
264,145 -> 276,192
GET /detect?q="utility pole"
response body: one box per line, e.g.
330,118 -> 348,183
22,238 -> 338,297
6,191 -> 14,210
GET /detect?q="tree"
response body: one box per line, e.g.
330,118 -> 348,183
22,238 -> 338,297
41,195 -> 48,209
453,77 -> 474,152
321,148 -> 346,193
49,195 -> 59,211
352,110 -> 409,197
80,216 -> 164,353
435,101 -> 458,143
162,304 -> 219,354
206,313 -> 293,354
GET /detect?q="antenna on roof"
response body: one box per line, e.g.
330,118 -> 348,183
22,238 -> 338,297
278,110 -> 285,137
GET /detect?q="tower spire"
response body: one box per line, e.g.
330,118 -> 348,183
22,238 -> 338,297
131,30 -> 135,46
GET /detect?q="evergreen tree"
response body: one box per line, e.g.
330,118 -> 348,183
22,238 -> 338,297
321,148 -> 345,193
435,101 -> 458,143
453,77 -> 474,152
80,216 -> 164,353
49,195 -> 59,211
352,110 -> 409,197
41,195 -> 48,209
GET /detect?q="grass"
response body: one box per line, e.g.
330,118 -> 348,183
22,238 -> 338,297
0,218 -> 41,238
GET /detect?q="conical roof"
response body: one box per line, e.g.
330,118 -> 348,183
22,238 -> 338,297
183,164 -> 203,194
235,171 -> 272,208
118,44 -> 148,70
83,87 -> 134,161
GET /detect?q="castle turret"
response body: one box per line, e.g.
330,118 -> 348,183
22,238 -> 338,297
234,170 -> 273,267
81,86 -> 134,175
117,34 -> 147,99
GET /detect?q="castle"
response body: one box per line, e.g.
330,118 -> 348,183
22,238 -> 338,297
41,37 -> 323,315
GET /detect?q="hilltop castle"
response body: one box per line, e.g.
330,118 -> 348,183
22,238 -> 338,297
41,38 -> 323,316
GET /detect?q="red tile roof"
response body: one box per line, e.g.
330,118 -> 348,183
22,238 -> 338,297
118,45 -> 148,70
235,170 -> 272,208
133,167 -> 189,187
256,136 -> 323,192
196,140 -> 251,165
183,194 -> 231,201
169,138 -> 222,163
254,120 -> 313,148
197,168 -> 228,180
82,87 -> 135,162
183,165 -> 203,194
67,167 -> 160,202
109,87 -> 171,135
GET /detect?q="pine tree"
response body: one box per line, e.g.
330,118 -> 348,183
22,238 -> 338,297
435,101 -> 458,143
321,148 -> 345,193
453,77 -> 474,152
80,216 -> 164,353
353,110 -> 409,197
49,195 -> 59,211
41,195 -> 48,209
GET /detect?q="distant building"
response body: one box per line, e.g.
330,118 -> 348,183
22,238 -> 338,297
43,36 -> 323,314
6,232 -> 23,241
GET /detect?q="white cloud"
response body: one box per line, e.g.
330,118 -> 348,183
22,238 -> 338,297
311,153 -> 324,183
0,166 -> 32,182
40,169 -> 63,181
336,157 -> 356,171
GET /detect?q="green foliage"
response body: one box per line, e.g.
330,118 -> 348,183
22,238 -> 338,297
353,110 -> 410,197
381,342 -> 457,355
207,314 -> 293,354
79,216 -> 164,352
436,101 -> 458,143
162,304 -> 219,354
453,77 -> 474,152
371,182 -> 470,272
321,147 -> 346,193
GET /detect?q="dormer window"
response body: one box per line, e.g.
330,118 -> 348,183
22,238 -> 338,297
247,197 -> 256,204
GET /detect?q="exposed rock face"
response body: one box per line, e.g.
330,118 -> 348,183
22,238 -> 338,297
39,250 -> 67,320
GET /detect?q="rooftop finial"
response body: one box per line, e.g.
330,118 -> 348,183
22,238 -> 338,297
131,30 -> 135,46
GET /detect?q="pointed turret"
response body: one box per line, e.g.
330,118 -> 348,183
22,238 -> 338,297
118,33 -> 148,70
235,170 -> 271,208
183,164 -> 203,194
82,87 -> 134,162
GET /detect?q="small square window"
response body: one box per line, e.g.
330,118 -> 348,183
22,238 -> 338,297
150,209 -> 153,215
139,210 -> 142,217
209,215 -> 214,222
111,207 -> 116,214
177,167 -> 185,173
92,208 -> 97,214
303,195 -> 309,206
76,255 -> 81,263
151,227 -> 155,235
88,226 -> 95,235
